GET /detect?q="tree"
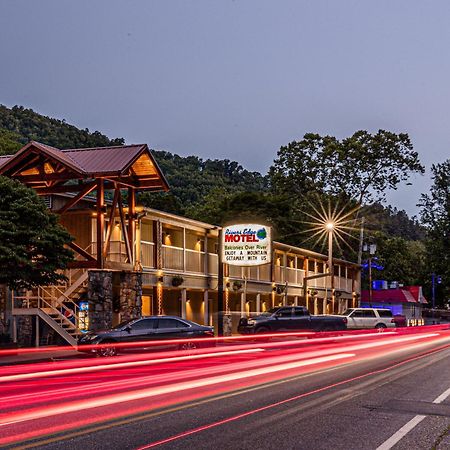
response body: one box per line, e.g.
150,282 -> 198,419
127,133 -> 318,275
419,159 -> 450,306
365,233 -> 427,288
140,150 -> 268,216
0,104 -> 125,152
0,177 -> 73,290
185,189 -> 310,246
269,130 -> 425,204
0,129 -> 22,155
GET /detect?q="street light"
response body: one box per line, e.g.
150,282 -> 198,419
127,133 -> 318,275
325,222 -> 334,277
302,201 -> 361,315
325,221 -> 335,313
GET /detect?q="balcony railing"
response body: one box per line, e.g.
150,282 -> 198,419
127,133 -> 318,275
185,249 -> 205,273
123,240 -> 356,292
162,245 -> 184,271
141,241 -> 155,268
207,253 -> 218,275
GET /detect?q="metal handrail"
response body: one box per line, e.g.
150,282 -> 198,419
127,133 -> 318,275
38,286 -> 80,330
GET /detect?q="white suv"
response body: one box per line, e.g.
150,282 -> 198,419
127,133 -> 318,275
340,308 -> 396,330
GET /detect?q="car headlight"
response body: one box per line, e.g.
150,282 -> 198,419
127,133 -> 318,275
247,319 -> 256,325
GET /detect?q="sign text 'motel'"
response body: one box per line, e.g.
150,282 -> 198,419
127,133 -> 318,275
222,224 -> 272,266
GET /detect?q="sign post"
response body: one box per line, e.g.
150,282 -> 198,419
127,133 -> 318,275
217,229 -> 224,336
218,224 -> 272,336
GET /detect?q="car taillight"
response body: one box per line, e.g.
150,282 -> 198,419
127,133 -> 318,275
204,331 -> 214,337
342,317 -> 347,324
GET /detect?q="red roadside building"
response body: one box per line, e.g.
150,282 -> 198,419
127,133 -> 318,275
360,285 -> 427,322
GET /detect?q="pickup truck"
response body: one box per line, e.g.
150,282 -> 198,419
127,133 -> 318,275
237,306 -> 347,334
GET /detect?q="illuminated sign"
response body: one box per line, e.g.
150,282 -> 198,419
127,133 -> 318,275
78,302 -> 89,332
222,224 -> 272,266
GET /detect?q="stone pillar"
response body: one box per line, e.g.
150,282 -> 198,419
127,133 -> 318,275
119,271 -> 143,322
88,270 -> 113,332
17,316 -> 33,347
223,314 -> 232,336
256,293 -> 261,314
0,285 -> 8,341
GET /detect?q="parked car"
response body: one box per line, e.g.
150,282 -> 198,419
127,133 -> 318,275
237,306 -> 347,334
78,316 -> 214,356
339,308 -> 396,330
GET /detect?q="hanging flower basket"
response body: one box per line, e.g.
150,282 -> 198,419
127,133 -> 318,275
171,276 -> 184,287
232,280 -> 243,291
275,285 -> 286,295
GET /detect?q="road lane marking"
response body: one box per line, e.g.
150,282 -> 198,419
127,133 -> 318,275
376,386 -> 450,450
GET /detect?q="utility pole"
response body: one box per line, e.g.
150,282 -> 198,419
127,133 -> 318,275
357,217 -> 365,265
363,242 -> 376,307
431,272 -> 436,323
368,254 -> 373,306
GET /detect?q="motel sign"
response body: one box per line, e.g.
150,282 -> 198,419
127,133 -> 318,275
222,224 -> 272,266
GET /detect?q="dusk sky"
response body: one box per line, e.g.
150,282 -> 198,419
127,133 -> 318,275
1,0 -> 449,217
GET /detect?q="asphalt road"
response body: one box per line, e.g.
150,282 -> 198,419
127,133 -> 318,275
1,327 -> 450,450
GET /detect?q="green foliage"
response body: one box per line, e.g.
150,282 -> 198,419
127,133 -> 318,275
0,129 -> 22,155
0,103 -> 429,281
365,234 -> 427,288
185,190 -> 298,240
269,130 -> 425,204
419,159 -> 450,306
140,151 -> 268,216
0,104 -> 124,153
362,203 -> 425,241
0,176 -> 74,289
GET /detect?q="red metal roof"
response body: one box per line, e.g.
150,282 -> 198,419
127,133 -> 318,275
0,141 -> 169,191
62,145 -> 146,175
361,286 -> 428,304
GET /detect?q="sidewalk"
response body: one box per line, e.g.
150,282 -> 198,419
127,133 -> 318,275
0,347 -> 83,366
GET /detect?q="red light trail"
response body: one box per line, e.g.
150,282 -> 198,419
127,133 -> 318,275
0,326 -> 448,447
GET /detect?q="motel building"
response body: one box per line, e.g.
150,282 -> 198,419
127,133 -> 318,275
0,142 -> 361,347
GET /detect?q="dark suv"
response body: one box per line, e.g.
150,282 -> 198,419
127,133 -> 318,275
78,316 -> 214,356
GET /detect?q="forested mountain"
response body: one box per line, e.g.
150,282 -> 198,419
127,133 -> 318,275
2,103 -> 440,299
0,105 -> 124,153
0,104 -> 268,217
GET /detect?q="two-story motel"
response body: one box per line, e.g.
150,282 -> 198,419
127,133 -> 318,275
0,141 -> 361,346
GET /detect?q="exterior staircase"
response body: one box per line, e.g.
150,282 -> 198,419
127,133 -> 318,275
12,269 -> 89,347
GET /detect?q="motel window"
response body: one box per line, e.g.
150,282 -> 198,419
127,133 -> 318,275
141,222 -> 153,242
